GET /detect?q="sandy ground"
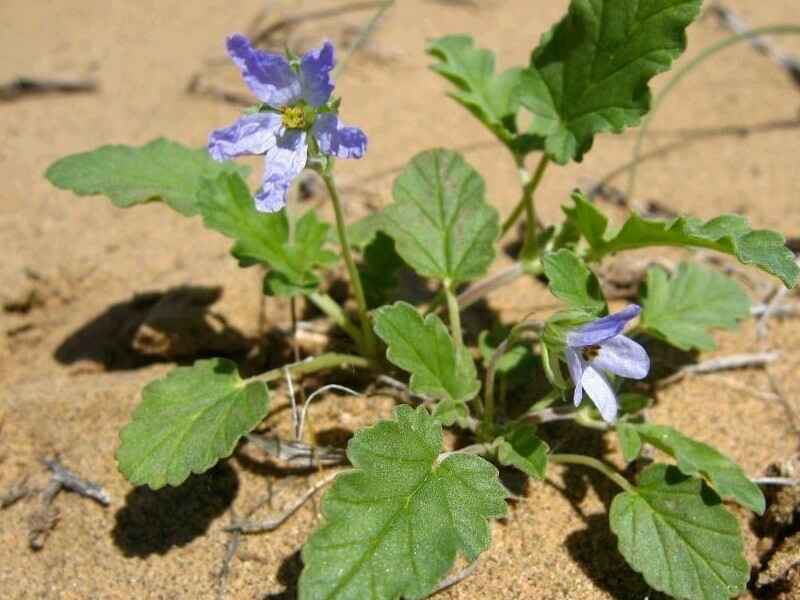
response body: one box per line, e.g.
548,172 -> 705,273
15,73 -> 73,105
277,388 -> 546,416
1,0 -> 800,598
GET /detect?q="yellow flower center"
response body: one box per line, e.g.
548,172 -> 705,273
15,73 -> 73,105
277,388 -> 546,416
281,105 -> 305,129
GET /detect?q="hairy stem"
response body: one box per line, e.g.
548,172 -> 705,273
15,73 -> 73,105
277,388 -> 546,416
549,453 -> 634,493
246,353 -> 372,385
501,153 -> 550,241
321,170 -> 379,360
519,155 -> 550,261
308,291 -> 365,349
444,281 -> 463,350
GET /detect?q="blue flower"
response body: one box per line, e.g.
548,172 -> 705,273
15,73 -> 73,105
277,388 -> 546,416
208,34 -> 367,212
565,305 -> 650,423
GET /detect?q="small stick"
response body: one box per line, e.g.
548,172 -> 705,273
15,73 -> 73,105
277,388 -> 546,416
752,477 -> 800,486
225,471 -> 339,534
757,286 -> 789,341
751,302 -> 800,319
657,352 -> 780,387
215,510 -> 242,600
428,561 -> 479,597
0,77 -> 97,102
0,477 -> 32,509
43,457 -> 111,505
246,434 -> 347,467
709,3 -> 800,87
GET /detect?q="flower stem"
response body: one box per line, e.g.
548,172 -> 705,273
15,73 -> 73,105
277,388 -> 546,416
444,281 -> 463,350
549,453 -> 634,493
245,352 -> 372,384
500,153 -> 550,240
308,291 -> 364,349
321,170 -> 379,360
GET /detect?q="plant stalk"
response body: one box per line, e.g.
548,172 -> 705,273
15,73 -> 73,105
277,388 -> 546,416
246,352 -> 372,385
501,153 -> 550,241
321,170 -> 379,360
308,291 -> 365,349
444,281 -> 463,350
549,453 -> 634,493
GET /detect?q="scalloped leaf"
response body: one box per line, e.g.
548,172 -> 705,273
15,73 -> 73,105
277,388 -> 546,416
611,464 -> 749,600
117,358 -> 270,489
381,149 -> 499,284
542,248 -> 606,315
628,423 -> 765,514
45,138 -> 248,216
640,263 -> 750,351
517,0 -> 702,163
427,35 -> 525,149
300,406 -> 508,600
198,173 -> 336,292
373,302 -> 480,416
566,192 -> 799,287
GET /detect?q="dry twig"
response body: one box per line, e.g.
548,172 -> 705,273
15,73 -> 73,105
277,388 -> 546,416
246,434 -> 347,467
427,561 -> 480,597
0,77 -> 97,102
215,509 -> 242,600
658,352 -> 780,388
0,477 -> 32,509
225,471 -> 339,534
709,2 -> 800,87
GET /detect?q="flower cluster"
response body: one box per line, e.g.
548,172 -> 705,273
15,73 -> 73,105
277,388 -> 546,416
208,34 -> 367,212
565,305 -> 650,423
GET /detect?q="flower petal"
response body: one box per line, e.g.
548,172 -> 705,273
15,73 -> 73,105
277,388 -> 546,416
581,366 -> 618,423
312,113 -> 367,159
566,305 -> 641,347
300,41 -> 335,107
208,112 -> 282,161
254,129 -> 308,213
565,348 -> 585,407
226,34 -> 301,107
593,335 -> 650,380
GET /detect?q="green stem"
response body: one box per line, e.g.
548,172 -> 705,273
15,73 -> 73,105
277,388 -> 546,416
501,153 -> 550,240
308,291 -> 364,349
549,453 -> 634,493
519,154 -> 550,261
246,352 -> 372,385
444,281 -> 463,350
321,169 -> 379,360
626,25 -> 800,202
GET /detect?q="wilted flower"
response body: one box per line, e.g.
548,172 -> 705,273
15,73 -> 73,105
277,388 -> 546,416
565,305 -> 650,423
208,34 -> 367,212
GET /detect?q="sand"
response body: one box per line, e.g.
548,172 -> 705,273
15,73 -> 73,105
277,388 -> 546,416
1,0 -> 800,598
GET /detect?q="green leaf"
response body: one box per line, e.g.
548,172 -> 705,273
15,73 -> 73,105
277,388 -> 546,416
382,149 -> 500,284
616,422 -> 642,463
300,405 -> 507,600
542,249 -> 606,315
45,138 -> 248,216
198,173 -> 336,291
629,423 -> 765,514
427,35 -> 524,148
347,212 -> 385,250
117,358 -> 270,489
517,0 -> 702,163
497,423 -> 549,479
373,302 -> 480,411
566,192 -> 799,287
359,232 -> 404,309
641,263 -> 750,351
610,464 -> 749,600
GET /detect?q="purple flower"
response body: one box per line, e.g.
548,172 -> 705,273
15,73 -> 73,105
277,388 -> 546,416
565,305 -> 650,423
208,34 -> 367,212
